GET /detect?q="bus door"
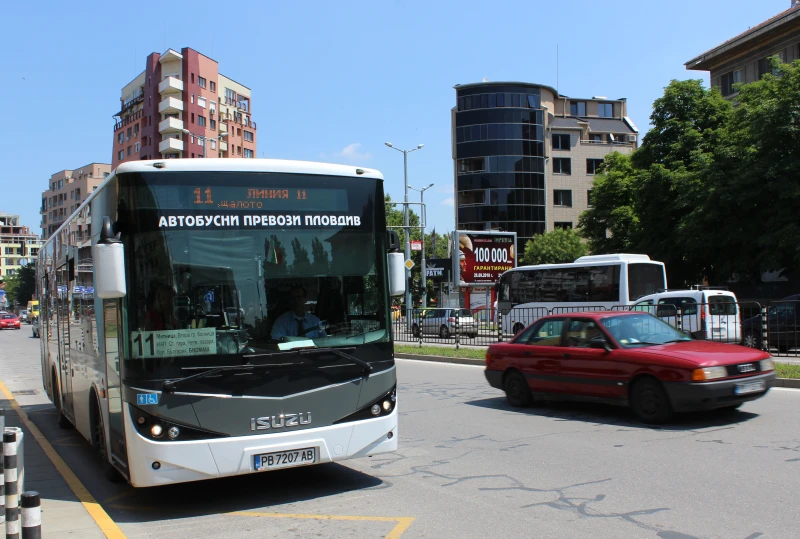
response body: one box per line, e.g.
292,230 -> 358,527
56,263 -> 74,420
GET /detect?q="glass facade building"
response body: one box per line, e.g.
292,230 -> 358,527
453,82 -> 549,253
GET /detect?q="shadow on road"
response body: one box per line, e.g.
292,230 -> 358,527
465,396 -> 760,430
22,402 -> 386,524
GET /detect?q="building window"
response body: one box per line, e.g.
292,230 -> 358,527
586,158 -> 604,175
553,158 -> 571,175
191,93 -> 195,104
211,139 -> 217,150
554,222 -> 573,230
552,134 -> 570,150
553,190 -> 572,207
210,81 -> 216,92
191,113 -> 195,123
117,132 -> 123,144
244,130 -> 254,142
720,69 -> 743,96
237,96 -> 249,112
598,103 -> 613,117
758,52 -> 784,80
135,142 -> 140,152
210,119 -> 216,130
458,157 -> 485,174
198,116 -> 207,127
198,76 -> 207,88
198,138 -> 205,147
191,73 -> 195,84
244,148 -> 254,158
198,97 -> 207,108
118,150 -> 124,160
587,190 -> 594,207
570,101 -> 586,116
225,87 -> 236,104
590,134 -> 603,142
127,146 -> 132,156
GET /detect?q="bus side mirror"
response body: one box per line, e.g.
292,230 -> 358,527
94,216 -> 127,299
387,253 -> 406,297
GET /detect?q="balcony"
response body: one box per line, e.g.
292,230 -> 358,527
159,117 -> 184,134
158,97 -> 184,115
158,76 -> 184,95
159,137 -> 184,154
219,141 -> 228,152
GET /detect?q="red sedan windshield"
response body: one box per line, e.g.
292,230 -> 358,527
601,314 -> 691,348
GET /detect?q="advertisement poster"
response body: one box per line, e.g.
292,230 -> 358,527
457,231 -> 516,284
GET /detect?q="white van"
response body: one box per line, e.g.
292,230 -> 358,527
631,288 -> 741,343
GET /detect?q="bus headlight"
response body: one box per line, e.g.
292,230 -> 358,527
130,405 -> 229,442
151,425 -> 163,438
334,386 -> 397,424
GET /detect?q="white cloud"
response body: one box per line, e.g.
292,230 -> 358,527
436,185 -> 454,194
441,197 -> 454,207
337,143 -> 371,161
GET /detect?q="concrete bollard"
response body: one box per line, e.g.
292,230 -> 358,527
497,311 -> 503,342
4,432 -> 18,539
20,492 -> 40,539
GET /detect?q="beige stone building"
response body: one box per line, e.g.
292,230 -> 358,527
41,163 -> 110,240
0,213 -> 42,279
685,1 -> 800,97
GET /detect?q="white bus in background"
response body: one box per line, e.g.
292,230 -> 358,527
496,254 -> 667,335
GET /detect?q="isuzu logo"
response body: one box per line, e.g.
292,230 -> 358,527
250,413 -> 312,431
738,364 -> 756,373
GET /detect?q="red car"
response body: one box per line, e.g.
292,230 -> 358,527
0,314 -> 21,330
485,311 -> 776,423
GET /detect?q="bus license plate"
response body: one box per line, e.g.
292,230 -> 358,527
254,447 -> 317,471
734,380 -> 765,395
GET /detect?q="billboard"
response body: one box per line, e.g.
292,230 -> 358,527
457,231 -> 517,284
425,258 -> 451,282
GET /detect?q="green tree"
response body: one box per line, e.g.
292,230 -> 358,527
522,228 -> 587,266
5,263 -> 36,309
696,57 -> 800,281
578,152 -> 639,254
289,238 -> 311,275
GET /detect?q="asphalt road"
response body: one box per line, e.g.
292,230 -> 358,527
3,327 -> 800,538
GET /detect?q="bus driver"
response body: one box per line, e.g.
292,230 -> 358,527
271,285 -> 326,340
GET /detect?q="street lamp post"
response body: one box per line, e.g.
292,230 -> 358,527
385,142 -> 424,323
182,129 -> 227,158
409,183 -> 434,307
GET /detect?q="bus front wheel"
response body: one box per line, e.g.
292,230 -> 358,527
92,395 -> 124,483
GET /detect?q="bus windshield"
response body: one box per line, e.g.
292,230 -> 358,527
118,171 -> 389,377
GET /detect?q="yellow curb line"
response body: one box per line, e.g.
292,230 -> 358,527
0,379 -> 127,539
232,511 -> 415,538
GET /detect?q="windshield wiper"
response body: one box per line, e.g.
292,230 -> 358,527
300,347 -> 373,376
162,364 -> 264,393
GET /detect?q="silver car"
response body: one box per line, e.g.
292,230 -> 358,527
412,308 -> 478,339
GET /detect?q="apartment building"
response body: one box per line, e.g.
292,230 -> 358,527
113,47 -> 257,167
452,81 -> 638,253
40,163 -> 110,240
0,213 -> 43,278
685,1 -> 800,97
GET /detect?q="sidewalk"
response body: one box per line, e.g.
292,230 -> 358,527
0,334 -> 108,538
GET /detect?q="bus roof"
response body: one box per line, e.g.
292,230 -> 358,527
115,158 -> 384,180
573,254 -> 652,263
504,254 -> 662,273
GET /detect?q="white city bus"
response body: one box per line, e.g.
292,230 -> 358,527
37,159 -> 405,487
496,254 -> 667,335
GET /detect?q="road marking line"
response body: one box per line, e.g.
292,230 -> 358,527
231,511 -> 415,538
772,387 -> 800,392
0,378 -> 127,539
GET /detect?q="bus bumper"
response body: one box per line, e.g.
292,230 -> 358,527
123,402 -> 398,487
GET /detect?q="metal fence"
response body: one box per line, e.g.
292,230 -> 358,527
392,299 -> 800,357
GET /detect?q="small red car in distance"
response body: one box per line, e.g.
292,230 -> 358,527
485,311 -> 776,423
0,314 -> 21,330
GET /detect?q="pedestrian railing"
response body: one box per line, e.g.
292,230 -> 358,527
391,300 -> 800,357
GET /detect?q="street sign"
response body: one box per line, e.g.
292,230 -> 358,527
404,259 -> 415,270
410,240 -> 422,251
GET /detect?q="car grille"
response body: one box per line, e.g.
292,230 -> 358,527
725,362 -> 763,377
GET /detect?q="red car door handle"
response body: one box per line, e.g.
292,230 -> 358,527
562,353 -> 571,358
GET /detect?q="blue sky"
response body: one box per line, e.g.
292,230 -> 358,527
0,0 -> 789,237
